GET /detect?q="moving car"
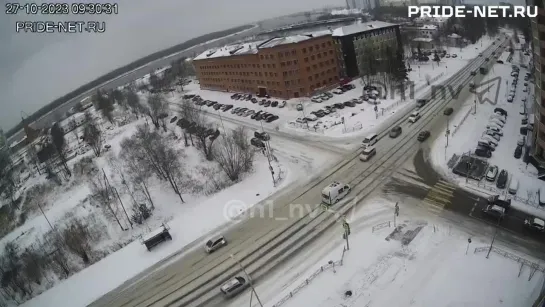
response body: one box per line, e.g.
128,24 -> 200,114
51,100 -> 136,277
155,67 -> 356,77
482,205 -> 505,221
487,194 -> 511,210
417,131 -> 430,142
204,235 -> 227,253
220,276 -> 249,298
359,146 -> 376,162
496,169 -> 508,189
389,126 -> 402,138
408,111 -> 421,123
321,181 -> 351,205
485,166 -> 499,181
525,216 -> 545,232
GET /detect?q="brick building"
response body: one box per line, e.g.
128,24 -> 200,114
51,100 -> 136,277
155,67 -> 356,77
193,33 -> 340,99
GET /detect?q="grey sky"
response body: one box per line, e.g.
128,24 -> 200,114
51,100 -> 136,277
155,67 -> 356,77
1,0 -> 341,130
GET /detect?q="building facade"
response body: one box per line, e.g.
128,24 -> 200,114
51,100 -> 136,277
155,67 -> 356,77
193,34 -> 340,99
530,0 -> 545,167
332,21 -> 401,79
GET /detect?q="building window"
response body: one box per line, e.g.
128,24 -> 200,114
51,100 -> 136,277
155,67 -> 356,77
291,50 -> 296,55
322,43 -> 326,48
294,59 -> 298,64
309,76 -> 313,81
313,64 -> 317,69
287,61 -> 292,65
306,67 -> 311,72
315,44 -> 319,50
309,46 -> 313,52
279,52 -> 283,58
328,41 -> 332,46
281,62 -> 285,67
303,48 -> 307,53
317,53 -> 322,59
283,71 -> 287,76
311,55 -> 315,60
273,64 -> 276,68
285,51 -> 289,56
304,57 -> 309,62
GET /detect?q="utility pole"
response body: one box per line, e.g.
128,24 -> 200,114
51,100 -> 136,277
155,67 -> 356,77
230,254 -> 264,307
216,109 -> 227,135
486,218 -> 501,259
258,123 -> 275,186
37,202 -> 55,232
394,202 -> 399,227
103,169 -> 132,228
343,219 -> 351,251
466,238 -> 472,255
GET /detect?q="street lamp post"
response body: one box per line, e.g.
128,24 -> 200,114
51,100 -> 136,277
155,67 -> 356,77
486,217 -> 501,259
259,121 -> 276,186
230,254 -> 264,307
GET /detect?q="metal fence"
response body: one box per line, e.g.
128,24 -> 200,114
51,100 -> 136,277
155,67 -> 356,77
342,122 -> 363,134
372,221 -> 391,232
472,181 -> 544,209
271,246 -> 347,307
474,246 -> 545,281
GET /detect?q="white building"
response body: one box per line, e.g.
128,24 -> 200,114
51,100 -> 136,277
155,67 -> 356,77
59,112 -> 87,134
419,24 -> 439,39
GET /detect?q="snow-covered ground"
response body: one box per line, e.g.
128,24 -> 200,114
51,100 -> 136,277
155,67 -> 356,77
173,36 -> 496,142
429,40 -> 545,218
230,198 -> 544,307
4,103 -> 339,307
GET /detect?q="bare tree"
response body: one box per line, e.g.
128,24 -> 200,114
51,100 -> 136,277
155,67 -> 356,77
108,156 -> 140,209
94,90 -> 115,124
83,112 -> 103,157
61,217 -> 93,264
69,118 -> 80,144
26,144 -> 41,175
89,174 -> 124,231
125,89 -> 144,118
178,99 -> 199,146
192,114 -> 220,161
146,94 -> 169,131
213,127 -> 254,182
50,122 -> 71,177
118,149 -> 155,210
120,126 -> 186,203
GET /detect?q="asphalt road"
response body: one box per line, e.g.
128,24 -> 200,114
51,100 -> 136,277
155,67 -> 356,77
87,38 -> 507,307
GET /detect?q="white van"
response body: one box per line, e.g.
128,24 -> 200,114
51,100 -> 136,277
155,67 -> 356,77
540,188 -> 545,207
362,133 -> 378,148
508,177 -> 519,195
359,146 -> 376,161
408,111 -> 421,123
322,181 -> 351,205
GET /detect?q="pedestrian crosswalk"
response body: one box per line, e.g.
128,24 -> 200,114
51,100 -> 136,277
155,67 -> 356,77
421,180 -> 456,214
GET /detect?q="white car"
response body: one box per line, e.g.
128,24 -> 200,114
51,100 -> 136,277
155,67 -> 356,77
408,111 -> 421,123
507,96 -> 514,103
332,89 -> 344,95
485,166 -> 499,181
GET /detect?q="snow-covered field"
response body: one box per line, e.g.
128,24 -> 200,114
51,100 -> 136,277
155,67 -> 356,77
429,40 -> 545,218
232,198 -> 544,307
1,102 -> 339,307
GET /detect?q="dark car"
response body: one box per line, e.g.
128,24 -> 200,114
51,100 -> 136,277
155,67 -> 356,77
496,170 -> 508,189
206,100 -> 217,107
230,94 -> 238,99
271,101 -> 278,107
223,104 -> 233,112
266,115 -> 279,122
251,111 -> 262,119
344,101 -> 356,107
494,108 -> 507,116
264,101 -> 271,107
417,131 -> 430,142
213,103 -> 222,110
315,110 -> 326,118
475,146 -> 492,158
251,98 -> 258,103
389,126 -> 402,138
470,71 -> 477,76
443,107 -> 453,116
481,205 -> 505,221
258,100 -> 265,106
231,107 -> 241,114
514,145 -> 523,159
334,103 -> 345,109
487,195 -> 511,211
250,138 -> 265,148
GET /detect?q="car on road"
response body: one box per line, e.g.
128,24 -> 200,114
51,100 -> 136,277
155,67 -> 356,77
220,276 -> 249,298
443,107 -> 453,116
417,131 -> 430,142
470,71 -> 477,76
204,235 -> 227,253
485,166 -> 499,181
359,146 -> 376,162
482,204 -> 505,221
322,181 -> 351,205
496,169 -> 508,189
389,126 -> 402,138
408,111 -> 421,123
514,145 -> 523,159
487,194 -> 511,211
524,216 -> 545,232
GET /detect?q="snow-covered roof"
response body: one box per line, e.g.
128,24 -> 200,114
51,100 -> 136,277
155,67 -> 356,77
420,25 -> 438,30
142,226 -> 167,241
193,41 -> 265,60
413,37 -> 433,43
332,21 -> 397,37
259,34 -> 329,48
331,8 -> 362,15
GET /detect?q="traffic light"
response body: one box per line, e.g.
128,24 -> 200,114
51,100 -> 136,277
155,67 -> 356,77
343,221 -> 350,236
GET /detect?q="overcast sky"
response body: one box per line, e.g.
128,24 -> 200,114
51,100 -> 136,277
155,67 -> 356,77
1,0 -> 343,130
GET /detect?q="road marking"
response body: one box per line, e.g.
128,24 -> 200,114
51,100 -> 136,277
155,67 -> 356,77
470,202 -> 477,214
419,180 -> 458,214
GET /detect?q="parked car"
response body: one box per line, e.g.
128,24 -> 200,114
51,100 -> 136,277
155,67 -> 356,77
279,101 -> 286,108
231,107 -> 241,114
266,115 -> 279,122
417,131 -> 430,142
206,100 -> 217,107
496,170 -> 509,189
264,101 -> 271,107
271,101 -> 278,107
223,104 -> 233,112
518,136 -> 526,146
204,235 -> 227,253
251,138 -> 265,148
485,166 -> 499,181
213,104 -> 222,110
475,146 -> 492,158
243,110 -> 255,117
443,107 -> 453,116
389,126 -> 402,138
334,103 -> 345,109
344,101 -> 356,107
514,145 -> 523,159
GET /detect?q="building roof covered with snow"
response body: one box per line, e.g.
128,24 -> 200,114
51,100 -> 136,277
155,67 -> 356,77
420,24 -> 438,30
413,37 -> 433,42
332,21 -> 397,37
